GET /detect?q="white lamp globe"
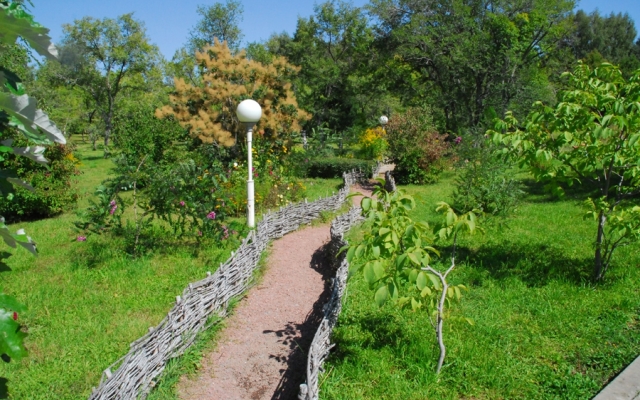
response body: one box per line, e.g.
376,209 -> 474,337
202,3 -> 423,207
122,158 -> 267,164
379,115 -> 388,126
236,99 -> 262,123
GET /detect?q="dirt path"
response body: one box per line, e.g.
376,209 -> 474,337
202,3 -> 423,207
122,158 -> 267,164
178,190 -> 370,400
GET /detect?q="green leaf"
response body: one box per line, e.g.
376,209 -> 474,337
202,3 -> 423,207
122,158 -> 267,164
372,261 -> 385,280
361,197 -> 371,212
421,287 -> 432,297
454,286 -> 462,300
355,244 -> 365,258
0,93 -> 65,144
465,318 -> 475,326
372,245 -> 380,258
416,271 -> 427,290
408,269 -> 418,283
427,273 -> 441,290
363,263 -> 376,284
0,7 -> 58,59
411,297 -> 420,311
407,252 -> 420,266
374,285 -> 388,307
346,246 -> 355,262
0,309 -> 27,360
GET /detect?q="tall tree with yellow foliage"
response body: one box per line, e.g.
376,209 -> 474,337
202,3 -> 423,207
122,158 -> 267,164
156,39 -> 310,147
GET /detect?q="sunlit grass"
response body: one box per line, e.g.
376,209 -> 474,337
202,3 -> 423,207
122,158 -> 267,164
0,139 -> 343,399
321,173 -> 640,399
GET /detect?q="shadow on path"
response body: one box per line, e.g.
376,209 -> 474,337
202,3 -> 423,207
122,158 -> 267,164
265,242 -> 335,400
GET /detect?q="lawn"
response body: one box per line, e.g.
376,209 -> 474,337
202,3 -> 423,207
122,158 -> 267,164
320,173 -> 640,399
0,139 -> 341,399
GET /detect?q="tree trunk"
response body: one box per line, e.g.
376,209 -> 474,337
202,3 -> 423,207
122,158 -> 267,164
593,210 -> 606,280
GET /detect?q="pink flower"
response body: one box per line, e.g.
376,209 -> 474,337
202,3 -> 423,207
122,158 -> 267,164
179,201 -> 185,207
77,236 -> 87,242
109,200 -> 116,207
110,205 -> 117,215
198,230 -> 203,236
455,136 -> 462,144
207,211 -> 216,220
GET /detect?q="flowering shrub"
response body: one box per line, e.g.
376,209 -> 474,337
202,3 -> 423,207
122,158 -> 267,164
386,107 -> 450,184
358,127 -> 388,160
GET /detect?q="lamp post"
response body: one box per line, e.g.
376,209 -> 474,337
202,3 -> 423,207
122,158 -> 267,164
236,99 -> 262,228
379,115 -> 388,130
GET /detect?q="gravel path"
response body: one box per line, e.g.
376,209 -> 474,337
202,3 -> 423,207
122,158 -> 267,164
177,190 -> 370,400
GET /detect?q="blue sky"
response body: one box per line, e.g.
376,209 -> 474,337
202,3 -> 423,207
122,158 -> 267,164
31,0 -> 639,60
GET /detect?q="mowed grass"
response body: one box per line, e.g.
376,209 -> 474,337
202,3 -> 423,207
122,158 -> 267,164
0,140 -> 342,399
321,173 -> 640,399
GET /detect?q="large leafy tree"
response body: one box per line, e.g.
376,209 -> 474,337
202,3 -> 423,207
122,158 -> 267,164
287,0 -> 379,131
167,0 -> 245,86
368,0 -> 575,133
492,63 -> 640,281
567,10 -> 640,74
60,14 -> 159,154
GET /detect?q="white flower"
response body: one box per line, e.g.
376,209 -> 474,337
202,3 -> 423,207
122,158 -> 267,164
233,162 -> 238,167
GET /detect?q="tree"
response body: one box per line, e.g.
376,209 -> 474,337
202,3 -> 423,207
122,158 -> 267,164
567,10 -> 640,74
346,186 -> 478,374
368,0 -> 575,133
287,0 -> 379,131
491,63 -> 640,281
60,14 -> 159,154
156,39 -> 309,147
188,0 -> 244,53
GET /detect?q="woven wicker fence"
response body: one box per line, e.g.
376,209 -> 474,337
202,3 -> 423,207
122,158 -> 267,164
299,169 -> 396,400
88,169 -> 372,400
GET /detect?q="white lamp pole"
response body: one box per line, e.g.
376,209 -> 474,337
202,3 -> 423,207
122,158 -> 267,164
236,99 -> 262,228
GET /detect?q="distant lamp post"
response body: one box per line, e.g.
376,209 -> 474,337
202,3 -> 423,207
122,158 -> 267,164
236,99 -> 262,228
379,115 -> 388,129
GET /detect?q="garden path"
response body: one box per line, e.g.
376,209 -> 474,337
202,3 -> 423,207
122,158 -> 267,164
177,185 -> 372,400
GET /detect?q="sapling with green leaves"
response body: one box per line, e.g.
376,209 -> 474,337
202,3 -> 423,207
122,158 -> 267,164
345,183 -> 480,374
490,62 -> 640,281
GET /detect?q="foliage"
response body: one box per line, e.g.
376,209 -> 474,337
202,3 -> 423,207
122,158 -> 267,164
286,0 -> 383,131
0,0 -> 67,393
0,136 -> 80,220
368,0 -> 575,132
453,139 -> 523,216
346,184 -> 479,373
60,13 -> 160,154
304,157 -> 375,179
188,0 -> 244,53
157,39 -> 310,147
568,10 -> 640,74
491,62 -> 640,281
358,126 -> 388,160
386,107 -> 450,184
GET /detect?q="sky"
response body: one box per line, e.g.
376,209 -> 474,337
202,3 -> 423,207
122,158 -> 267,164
31,0 -> 640,60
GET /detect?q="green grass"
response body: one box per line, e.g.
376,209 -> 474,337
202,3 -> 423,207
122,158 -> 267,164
0,139 -> 343,399
321,173 -> 640,399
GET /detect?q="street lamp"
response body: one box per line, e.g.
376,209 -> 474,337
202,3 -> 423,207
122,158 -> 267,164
379,115 -> 388,128
236,99 -> 262,228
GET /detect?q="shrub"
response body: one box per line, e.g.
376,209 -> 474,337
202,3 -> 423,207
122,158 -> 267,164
358,126 -> 388,160
386,107 -> 450,184
305,157 -> 375,178
0,134 -> 80,221
453,139 -> 523,216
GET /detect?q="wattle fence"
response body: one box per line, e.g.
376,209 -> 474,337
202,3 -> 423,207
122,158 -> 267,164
88,168 -> 374,400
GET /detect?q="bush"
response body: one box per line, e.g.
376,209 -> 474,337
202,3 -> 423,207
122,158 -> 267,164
386,107 -> 450,184
452,139 -> 523,216
358,127 -> 388,160
305,157 -> 375,178
0,133 -> 80,221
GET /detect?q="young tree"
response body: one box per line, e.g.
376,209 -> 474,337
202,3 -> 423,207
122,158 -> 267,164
60,14 -> 159,155
491,63 -> 640,281
156,39 -> 310,147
